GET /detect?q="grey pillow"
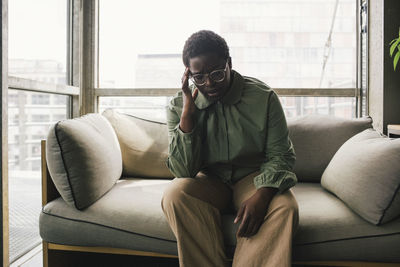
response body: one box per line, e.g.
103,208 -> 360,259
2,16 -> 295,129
46,113 -> 123,210
321,129 -> 400,225
288,115 -> 372,182
102,109 -> 174,179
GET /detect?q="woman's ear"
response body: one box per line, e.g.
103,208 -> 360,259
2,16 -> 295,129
227,57 -> 232,69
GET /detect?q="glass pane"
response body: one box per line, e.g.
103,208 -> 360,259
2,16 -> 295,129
99,0 -> 356,89
9,0 -> 67,84
8,90 -> 68,263
280,96 -> 356,119
99,97 -> 172,123
99,96 -> 355,122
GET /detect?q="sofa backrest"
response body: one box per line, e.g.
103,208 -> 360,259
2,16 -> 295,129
287,115 -> 373,183
101,109 -> 373,183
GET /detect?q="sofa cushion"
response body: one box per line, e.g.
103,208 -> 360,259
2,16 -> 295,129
292,184 -> 400,262
287,115 -> 372,183
321,129 -> 400,225
102,109 -> 174,179
39,180 -> 400,262
46,113 -> 122,210
40,179 -> 176,247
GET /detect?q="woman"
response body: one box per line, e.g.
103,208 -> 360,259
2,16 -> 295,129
162,30 -> 299,267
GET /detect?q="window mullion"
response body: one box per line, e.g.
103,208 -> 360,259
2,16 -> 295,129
80,0 -> 98,115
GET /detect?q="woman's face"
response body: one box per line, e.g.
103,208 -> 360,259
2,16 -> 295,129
188,53 -> 232,100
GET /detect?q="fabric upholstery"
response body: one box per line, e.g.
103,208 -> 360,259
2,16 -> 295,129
287,115 -> 372,182
321,129 -> 400,225
39,180 -> 400,261
293,234 -> 400,262
39,212 -> 178,256
102,109 -> 174,179
41,179 -> 175,242
46,114 -> 122,210
292,183 -> 400,262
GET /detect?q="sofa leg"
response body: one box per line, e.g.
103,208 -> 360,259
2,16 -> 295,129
43,241 -> 49,267
44,242 -> 74,267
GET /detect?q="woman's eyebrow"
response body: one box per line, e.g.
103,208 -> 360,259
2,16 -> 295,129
191,65 -> 225,75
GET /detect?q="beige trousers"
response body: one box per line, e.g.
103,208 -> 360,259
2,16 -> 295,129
161,172 -> 299,267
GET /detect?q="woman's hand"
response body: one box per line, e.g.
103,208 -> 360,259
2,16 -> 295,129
179,67 -> 198,133
234,187 -> 278,238
181,67 -> 198,115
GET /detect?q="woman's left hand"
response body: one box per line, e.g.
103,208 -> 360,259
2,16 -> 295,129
234,187 -> 278,238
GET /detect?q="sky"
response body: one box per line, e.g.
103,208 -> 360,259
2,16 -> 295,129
8,0 -> 356,88
8,0 -> 220,86
9,0 -> 67,66
99,0 -> 220,86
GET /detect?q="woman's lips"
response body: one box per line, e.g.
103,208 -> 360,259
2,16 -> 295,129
207,89 -> 219,97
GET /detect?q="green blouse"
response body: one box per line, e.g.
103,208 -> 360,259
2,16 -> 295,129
166,70 -> 297,193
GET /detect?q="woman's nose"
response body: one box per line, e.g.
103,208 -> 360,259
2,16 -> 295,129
205,76 -> 215,87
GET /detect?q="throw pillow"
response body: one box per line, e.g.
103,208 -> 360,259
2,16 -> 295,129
102,109 -> 174,179
321,128 -> 400,225
46,113 -> 123,210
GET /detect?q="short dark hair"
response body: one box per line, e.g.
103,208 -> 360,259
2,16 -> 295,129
182,30 -> 230,67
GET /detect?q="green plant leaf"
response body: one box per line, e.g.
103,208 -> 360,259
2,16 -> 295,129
390,38 -> 400,56
394,50 -> 400,71
390,38 -> 397,45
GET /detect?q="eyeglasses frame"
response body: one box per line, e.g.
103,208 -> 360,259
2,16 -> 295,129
189,61 -> 229,86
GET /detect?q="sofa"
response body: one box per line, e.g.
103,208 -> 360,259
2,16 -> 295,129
39,109 -> 400,267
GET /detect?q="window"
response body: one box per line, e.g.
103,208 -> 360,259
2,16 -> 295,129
31,114 -> 50,122
100,0 -> 220,88
9,0 -> 67,84
99,0 -> 358,120
281,96 -> 356,119
31,95 -> 50,105
8,0 -> 69,263
52,114 -> 67,122
99,96 -> 171,122
53,94 -> 68,105
7,90 -> 68,262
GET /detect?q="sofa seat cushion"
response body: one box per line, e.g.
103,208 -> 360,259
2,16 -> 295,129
292,183 -> 400,261
292,183 -> 400,244
39,180 -> 400,261
41,179 -> 175,240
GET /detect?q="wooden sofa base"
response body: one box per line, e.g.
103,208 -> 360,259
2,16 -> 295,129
43,241 -> 179,267
43,241 -> 399,267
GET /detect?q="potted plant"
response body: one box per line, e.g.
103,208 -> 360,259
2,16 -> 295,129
389,28 -> 400,71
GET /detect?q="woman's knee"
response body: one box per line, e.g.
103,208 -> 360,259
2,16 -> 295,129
161,178 -> 193,210
161,177 -> 231,212
270,189 -> 299,217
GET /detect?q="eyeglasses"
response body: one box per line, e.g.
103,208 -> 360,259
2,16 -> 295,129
189,62 -> 228,86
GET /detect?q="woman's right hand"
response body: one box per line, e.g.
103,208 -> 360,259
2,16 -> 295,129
181,67 -> 198,116
179,67 -> 198,133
